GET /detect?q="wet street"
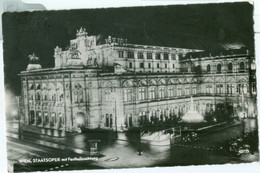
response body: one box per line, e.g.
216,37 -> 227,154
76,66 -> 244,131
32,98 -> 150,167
6,118 -> 259,172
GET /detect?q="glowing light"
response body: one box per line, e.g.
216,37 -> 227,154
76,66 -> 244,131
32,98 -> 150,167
181,97 -> 206,123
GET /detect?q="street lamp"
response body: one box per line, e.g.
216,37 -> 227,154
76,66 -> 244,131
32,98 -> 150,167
12,109 -> 21,139
111,88 -> 118,138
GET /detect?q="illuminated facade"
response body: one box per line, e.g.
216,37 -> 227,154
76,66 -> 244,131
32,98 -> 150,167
19,28 -> 257,132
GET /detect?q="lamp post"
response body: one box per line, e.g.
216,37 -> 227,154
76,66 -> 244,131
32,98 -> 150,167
13,106 -> 21,139
17,110 -> 21,139
112,88 -> 118,137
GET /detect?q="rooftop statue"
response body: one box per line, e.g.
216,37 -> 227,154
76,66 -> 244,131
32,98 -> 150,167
54,46 -> 62,55
68,44 -> 81,59
76,27 -> 87,37
27,53 -> 42,71
28,53 -> 40,63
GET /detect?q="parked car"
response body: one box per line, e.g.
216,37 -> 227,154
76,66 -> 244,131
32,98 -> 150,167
237,144 -> 250,156
182,132 -> 199,143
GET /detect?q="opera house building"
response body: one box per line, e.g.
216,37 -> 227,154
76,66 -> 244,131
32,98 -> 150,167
19,27 -> 257,132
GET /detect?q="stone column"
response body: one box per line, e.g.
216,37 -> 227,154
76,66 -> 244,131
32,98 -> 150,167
152,52 -> 156,72
134,51 -> 138,72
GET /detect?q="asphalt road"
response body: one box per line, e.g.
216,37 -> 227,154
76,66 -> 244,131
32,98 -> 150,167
5,118 -> 258,172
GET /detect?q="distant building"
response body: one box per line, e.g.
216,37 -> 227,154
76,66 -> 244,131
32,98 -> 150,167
19,27 -> 257,132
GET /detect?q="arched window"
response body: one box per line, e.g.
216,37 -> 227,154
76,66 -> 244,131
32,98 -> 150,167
228,62 -> 233,72
75,83 -> 82,89
44,95 -> 48,101
207,64 -> 211,72
240,62 -> 245,72
36,84 -> 41,90
237,84 -> 241,94
217,63 -> 222,73
41,83 -> 46,89
36,93 -> 41,100
149,87 -> 156,99
29,84 -> 34,90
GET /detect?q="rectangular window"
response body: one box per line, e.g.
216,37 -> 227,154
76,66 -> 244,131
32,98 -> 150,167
139,88 -> 145,100
127,51 -> 134,59
148,63 -> 151,68
216,84 -> 223,94
138,52 -> 143,59
105,90 -> 110,101
124,89 -> 132,102
157,63 -> 160,68
79,91 -> 83,103
252,82 -> 256,93
169,87 -> 174,97
129,62 -> 132,68
118,51 -> 124,58
74,91 -> 78,103
165,64 -> 167,68
227,84 -> 235,94
140,63 -> 144,68
177,87 -> 182,96
164,53 -> 169,60
149,88 -> 156,99
156,53 -> 161,60
159,87 -> 165,98
206,85 -> 213,94
185,86 -> 190,95
171,54 -> 176,60
192,86 -> 197,95
147,53 -> 152,59
172,64 -> 175,68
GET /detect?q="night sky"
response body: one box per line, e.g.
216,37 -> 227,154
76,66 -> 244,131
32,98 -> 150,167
2,2 -> 254,95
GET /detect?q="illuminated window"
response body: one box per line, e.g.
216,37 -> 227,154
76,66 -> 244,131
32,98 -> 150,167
185,86 -> 190,95
177,86 -> 182,96
168,87 -> 174,97
124,89 -> 133,102
216,84 -> 223,94
149,88 -> 156,99
104,90 -> 111,101
159,87 -> 165,98
138,88 -> 146,100
206,85 -> 213,94
227,84 -> 235,94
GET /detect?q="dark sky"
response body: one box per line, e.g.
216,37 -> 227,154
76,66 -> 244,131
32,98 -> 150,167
2,2 -> 254,95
